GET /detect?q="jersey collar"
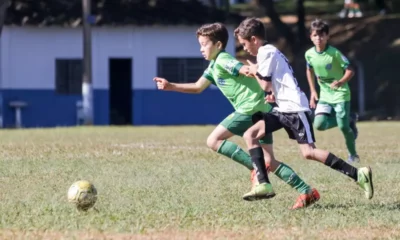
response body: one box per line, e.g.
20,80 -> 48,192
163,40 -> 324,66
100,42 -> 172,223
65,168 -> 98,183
314,45 -> 330,54
210,50 -> 225,67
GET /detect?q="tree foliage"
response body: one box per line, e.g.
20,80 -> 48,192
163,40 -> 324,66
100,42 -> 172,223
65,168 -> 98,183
6,0 -> 242,26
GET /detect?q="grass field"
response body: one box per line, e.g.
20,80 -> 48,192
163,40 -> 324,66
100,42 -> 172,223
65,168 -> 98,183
0,122 -> 400,239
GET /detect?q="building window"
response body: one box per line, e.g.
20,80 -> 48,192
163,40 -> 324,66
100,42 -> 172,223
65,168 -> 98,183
55,59 -> 83,95
157,58 -> 208,83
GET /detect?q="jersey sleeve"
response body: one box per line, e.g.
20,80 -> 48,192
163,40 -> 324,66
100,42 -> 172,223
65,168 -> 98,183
334,49 -> 350,69
202,64 -> 216,85
215,54 -> 244,77
305,51 -> 313,69
256,48 -> 276,81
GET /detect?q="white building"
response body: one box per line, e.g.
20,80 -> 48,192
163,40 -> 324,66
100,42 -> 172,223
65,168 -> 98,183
0,25 -> 237,127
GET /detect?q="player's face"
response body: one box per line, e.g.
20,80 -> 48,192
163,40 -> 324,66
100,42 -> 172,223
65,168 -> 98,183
310,31 -> 329,48
237,36 -> 257,56
198,36 -> 222,61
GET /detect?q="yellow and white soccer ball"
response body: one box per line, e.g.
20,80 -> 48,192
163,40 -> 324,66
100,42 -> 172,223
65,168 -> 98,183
67,180 -> 97,211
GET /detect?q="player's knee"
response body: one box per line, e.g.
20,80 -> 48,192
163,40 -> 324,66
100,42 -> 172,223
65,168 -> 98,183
206,135 -> 219,151
338,124 -> 350,133
243,130 -> 256,144
313,119 -> 325,131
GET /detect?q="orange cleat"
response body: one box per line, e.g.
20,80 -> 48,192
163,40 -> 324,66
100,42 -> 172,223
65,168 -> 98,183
291,188 -> 320,210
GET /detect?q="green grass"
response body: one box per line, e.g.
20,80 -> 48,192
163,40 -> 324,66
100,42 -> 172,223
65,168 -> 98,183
0,122 -> 400,239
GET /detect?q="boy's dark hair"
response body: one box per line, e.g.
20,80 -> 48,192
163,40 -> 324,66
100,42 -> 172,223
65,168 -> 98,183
196,23 -> 228,49
234,17 -> 265,40
310,19 -> 330,35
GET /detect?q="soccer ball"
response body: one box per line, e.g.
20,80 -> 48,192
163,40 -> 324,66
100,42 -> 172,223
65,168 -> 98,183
67,180 -> 97,211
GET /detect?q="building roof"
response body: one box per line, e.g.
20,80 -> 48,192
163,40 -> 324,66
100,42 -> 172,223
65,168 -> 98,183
6,0 -> 243,27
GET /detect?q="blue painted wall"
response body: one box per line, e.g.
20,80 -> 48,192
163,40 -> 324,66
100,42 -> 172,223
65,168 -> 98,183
132,89 -> 234,125
1,90 -> 109,128
0,89 -> 234,127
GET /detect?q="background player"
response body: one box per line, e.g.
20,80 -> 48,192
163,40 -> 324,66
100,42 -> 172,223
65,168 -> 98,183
305,19 -> 360,163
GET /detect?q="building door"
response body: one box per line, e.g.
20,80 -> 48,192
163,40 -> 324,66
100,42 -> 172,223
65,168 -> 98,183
109,58 -> 132,125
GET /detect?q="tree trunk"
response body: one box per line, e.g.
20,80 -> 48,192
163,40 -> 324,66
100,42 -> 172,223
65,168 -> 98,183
258,0 -> 296,47
0,0 -> 9,36
296,0 -> 306,46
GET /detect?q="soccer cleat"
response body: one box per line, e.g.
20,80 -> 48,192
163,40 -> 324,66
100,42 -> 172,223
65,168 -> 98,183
349,113 -> 359,140
348,154 -> 360,164
250,165 -> 270,190
250,170 -> 258,190
290,188 -> 320,210
357,167 -> 374,199
243,183 -> 275,201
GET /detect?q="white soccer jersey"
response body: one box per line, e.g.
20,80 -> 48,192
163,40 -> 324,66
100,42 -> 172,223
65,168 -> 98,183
257,44 -> 310,113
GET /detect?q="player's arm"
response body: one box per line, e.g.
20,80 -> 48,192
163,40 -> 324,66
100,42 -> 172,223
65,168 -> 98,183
335,50 -> 354,86
238,65 -> 251,76
153,76 -> 211,94
306,67 -> 317,94
305,54 -> 318,108
217,55 -> 252,80
249,50 -> 276,92
254,72 -> 272,92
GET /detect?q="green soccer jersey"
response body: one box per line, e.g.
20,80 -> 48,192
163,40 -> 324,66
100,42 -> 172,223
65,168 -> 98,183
305,45 -> 351,103
202,51 -> 271,115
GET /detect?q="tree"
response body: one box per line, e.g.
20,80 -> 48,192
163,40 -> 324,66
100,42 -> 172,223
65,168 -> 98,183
208,0 -> 217,8
0,0 -> 9,36
254,0 -> 306,52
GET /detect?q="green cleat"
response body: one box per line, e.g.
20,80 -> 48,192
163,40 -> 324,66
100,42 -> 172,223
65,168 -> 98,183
243,183 -> 275,201
357,166 -> 374,199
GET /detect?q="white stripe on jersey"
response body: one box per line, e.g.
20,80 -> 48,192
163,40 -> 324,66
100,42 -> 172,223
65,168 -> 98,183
257,44 -> 310,113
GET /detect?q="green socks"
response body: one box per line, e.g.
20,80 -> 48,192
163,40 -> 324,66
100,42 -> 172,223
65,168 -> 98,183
217,141 -> 313,195
274,163 -> 311,194
217,140 -> 253,170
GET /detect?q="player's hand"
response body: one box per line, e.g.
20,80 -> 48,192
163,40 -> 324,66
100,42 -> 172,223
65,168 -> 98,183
153,77 -> 171,90
264,93 -> 275,103
310,91 -> 318,109
246,60 -> 258,77
330,80 -> 343,90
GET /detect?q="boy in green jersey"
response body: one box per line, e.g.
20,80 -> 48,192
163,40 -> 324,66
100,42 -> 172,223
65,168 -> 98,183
305,19 -> 359,163
154,23 -> 318,209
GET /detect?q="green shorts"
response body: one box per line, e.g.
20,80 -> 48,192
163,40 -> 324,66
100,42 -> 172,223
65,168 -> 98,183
220,112 -> 273,144
315,101 -> 350,119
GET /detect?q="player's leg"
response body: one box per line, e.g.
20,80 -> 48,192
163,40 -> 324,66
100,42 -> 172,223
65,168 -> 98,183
243,112 -> 316,205
334,102 -> 359,163
294,112 -> 373,199
264,112 -> 319,209
207,112 -> 253,170
313,101 -> 338,131
298,143 -> 373,199
260,139 -> 312,196
352,0 -> 363,17
349,112 -> 359,139
338,0 -> 351,18
260,142 -> 319,210
241,120 -> 275,201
